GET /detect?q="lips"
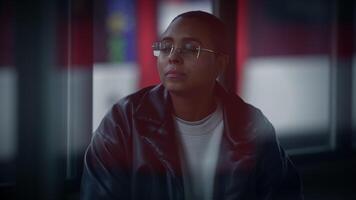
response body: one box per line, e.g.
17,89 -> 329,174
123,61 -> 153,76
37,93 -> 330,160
165,69 -> 186,79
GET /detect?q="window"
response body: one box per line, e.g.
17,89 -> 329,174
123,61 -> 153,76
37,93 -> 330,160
0,0 -> 16,185
239,0 -> 353,153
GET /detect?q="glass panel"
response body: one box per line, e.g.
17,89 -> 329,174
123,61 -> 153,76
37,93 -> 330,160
353,53 -> 356,149
241,0 -> 333,151
0,67 -> 16,184
0,1 -> 15,184
353,3 -> 356,149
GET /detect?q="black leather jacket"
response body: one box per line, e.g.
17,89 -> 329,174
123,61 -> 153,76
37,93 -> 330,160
80,84 -> 303,200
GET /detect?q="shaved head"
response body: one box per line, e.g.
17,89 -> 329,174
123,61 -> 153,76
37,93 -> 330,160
169,11 -> 228,55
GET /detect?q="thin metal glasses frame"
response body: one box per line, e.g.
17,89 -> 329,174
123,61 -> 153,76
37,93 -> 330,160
152,42 -> 220,59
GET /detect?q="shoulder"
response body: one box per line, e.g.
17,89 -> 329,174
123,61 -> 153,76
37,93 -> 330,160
115,85 -> 159,110
110,84 -> 164,119
95,85 -> 162,135
222,89 -> 283,162
218,85 -> 303,197
220,86 -> 274,142
231,95 -> 277,151
216,83 -> 270,127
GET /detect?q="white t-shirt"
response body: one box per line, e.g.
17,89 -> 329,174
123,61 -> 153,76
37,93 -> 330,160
174,103 -> 224,200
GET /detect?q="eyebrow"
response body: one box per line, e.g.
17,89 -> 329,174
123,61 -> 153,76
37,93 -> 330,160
160,36 -> 202,45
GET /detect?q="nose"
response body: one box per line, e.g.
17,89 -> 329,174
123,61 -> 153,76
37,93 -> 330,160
168,47 -> 183,64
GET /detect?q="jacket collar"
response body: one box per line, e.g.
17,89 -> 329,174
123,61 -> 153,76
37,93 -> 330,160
134,84 -> 171,126
134,83 -> 254,147
133,83 -> 257,198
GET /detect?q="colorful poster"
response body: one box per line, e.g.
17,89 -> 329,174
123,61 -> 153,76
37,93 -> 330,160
107,0 -> 136,63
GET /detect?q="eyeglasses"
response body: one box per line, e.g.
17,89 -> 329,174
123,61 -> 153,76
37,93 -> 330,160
152,41 -> 220,60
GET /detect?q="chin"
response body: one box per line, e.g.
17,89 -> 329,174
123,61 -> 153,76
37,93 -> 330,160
163,81 -> 188,94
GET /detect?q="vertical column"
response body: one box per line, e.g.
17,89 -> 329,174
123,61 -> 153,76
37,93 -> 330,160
15,0 -> 94,199
236,0 -> 249,94
213,0 -> 237,92
15,0 -> 65,199
332,0 -> 354,152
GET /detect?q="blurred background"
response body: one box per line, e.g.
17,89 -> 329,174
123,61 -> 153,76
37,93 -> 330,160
0,0 -> 355,199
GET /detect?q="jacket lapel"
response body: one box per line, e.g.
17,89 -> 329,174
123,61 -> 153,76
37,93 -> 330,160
134,84 -> 185,195
213,85 -> 258,199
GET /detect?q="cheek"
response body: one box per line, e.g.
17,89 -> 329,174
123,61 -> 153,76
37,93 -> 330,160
193,60 -> 219,79
157,58 -> 166,80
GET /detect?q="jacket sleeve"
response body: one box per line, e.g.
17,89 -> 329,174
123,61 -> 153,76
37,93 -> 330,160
80,105 -> 131,200
256,117 -> 304,200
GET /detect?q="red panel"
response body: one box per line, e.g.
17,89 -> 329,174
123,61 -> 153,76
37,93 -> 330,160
137,0 -> 159,88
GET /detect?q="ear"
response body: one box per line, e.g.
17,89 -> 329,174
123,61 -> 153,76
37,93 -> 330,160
215,54 -> 229,82
218,54 -> 229,75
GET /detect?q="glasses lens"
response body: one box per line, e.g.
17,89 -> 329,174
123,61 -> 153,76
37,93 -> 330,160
160,41 -> 173,56
152,42 -> 160,57
152,41 -> 173,57
152,42 -> 164,57
182,42 -> 200,58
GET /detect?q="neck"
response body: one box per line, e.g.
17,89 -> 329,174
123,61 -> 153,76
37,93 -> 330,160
170,87 -> 217,122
